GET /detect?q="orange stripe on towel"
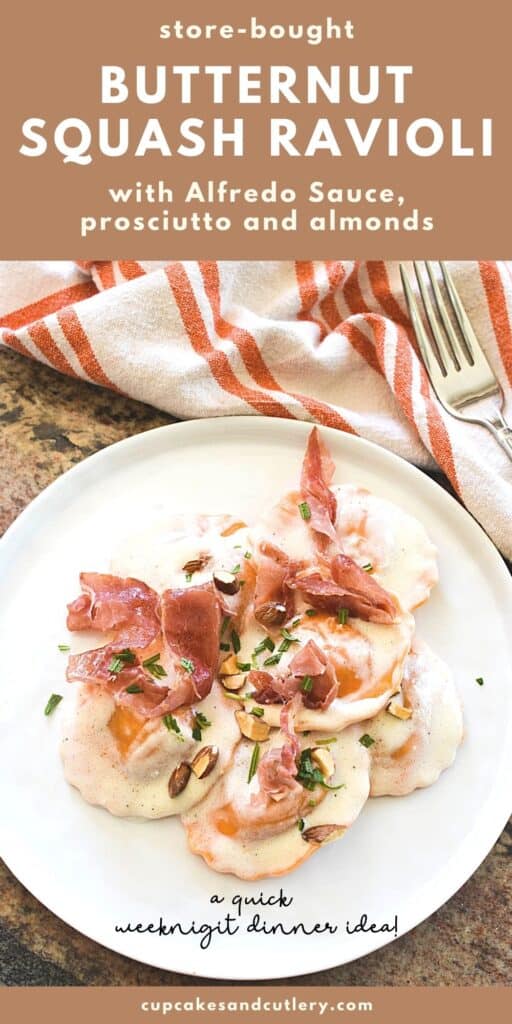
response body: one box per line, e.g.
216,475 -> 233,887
0,282 -> 97,331
295,261 -> 326,337
479,261 -> 512,387
165,262 -> 294,418
419,367 -> 460,492
199,261 -> 291,398
201,261 -> 356,434
57,308 -> 120,390
319,261 -> 345,331
27,320 -> 80,377
118,260 -> 147,283
2,331 -> 34,359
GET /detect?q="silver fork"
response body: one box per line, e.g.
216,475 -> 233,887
399,261 -> 512,462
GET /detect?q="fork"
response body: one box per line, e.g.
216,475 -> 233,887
399,261 -> 512,461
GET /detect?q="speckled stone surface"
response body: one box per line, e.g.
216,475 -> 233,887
0,347 -> 510,987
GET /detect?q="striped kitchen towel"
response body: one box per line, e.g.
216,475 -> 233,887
1,260 -> 511,557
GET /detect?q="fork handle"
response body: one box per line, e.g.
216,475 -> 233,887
485,412 -> 512,462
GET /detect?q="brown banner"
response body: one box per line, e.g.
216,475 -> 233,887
0,0 -> 511,257
1,987 -> 511,1024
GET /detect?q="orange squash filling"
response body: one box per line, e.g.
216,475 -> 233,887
213,804 -> 240,837
108,706 -> 146,757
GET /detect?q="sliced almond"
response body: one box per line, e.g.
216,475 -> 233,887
222,673 -> 245,692
168,762 -> 191,798
235,709 -> 271,742
302,824 -> 346,846
255,601 -> 287,628
182,554 -> 210,575
220,653 -> 240,676
190,745 -> 219,779
213,570 -> 240,596
311,747 -> 335,779
387,700 -> 413,720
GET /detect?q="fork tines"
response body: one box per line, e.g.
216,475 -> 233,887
401,262 -> 472,378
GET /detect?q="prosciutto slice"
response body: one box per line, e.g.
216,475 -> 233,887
287,640 -> 339,710
248,640 -> 338,711
160,583 -> 221,705
287,554 -> 396,625
257,698 -> 301,801
300,427 -> 337,544
66,645 -> 169,717
253,542 -> 296,627
66,573 -> 160,650
67,582 -> 221,716
247,669 -> 297,705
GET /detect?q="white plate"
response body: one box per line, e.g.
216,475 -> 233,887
1,418 -> 511,980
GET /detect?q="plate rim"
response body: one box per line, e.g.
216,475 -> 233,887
1,415 -> 511,980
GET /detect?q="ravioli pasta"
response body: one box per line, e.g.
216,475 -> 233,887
56,429 -> 463,879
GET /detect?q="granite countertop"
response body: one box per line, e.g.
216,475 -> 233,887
1,348 -> 511,987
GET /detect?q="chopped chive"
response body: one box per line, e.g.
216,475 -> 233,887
305,609 -> 317,617
359,733 -> 375,748
231,564 -> 241,574
192,710 -> 211,741
142,653 -> 167,679
221,615 -> 231,636
297,818 -> 305,832
247,743 -> 260,783
163,714 -> 185,741
244,551 -> 252,560
185,573 -> 193,583
292,617 -> 301,628
298,501 -> 311,521
237,661 -> 252,673
315,736 -> 337,746
116,649 -> 136,663
251,707 -> 264,718
308,799 -> 316,808
362,563 -> 373,573
476,676 -> 484,686
125,683 -> 144,694
180,657 -> 195,674
195,712 -> 211,729
163,714 -> 180,734
108,648 -> 136,674
254,636 -> 275,656
278,628 -> 300,655
281,628 -> 299,643
58,643 -> 70,652
263,653 -> 281,667
337,607 -> 349,625
231,630 -> 241,654
296,748 -> 344,791
301,675 -> 313,694
44,693 -> 63,716
220,642 -> 230,652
